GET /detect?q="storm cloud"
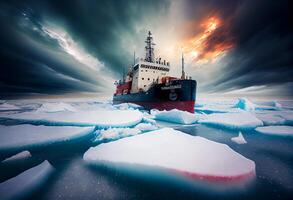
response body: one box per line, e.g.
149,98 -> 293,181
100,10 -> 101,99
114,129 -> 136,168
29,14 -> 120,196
184,0 -> 293,97
0,0 -> 292,98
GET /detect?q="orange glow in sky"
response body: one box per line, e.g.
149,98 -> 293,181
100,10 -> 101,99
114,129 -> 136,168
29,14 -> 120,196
182,16 -> 234,63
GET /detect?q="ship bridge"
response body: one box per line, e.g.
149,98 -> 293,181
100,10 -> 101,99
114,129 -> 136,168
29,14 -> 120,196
130,31 -> 170,93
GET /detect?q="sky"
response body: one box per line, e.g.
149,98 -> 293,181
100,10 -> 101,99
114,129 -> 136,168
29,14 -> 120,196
0,0 -> 292,99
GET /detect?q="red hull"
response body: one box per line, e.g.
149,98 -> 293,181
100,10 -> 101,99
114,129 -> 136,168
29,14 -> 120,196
127,101 -> 195,113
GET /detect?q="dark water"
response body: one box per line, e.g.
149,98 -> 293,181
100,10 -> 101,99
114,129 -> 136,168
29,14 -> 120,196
1,123 -> 291,200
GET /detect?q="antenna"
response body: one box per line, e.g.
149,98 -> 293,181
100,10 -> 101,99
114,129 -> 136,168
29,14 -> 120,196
133,51 -> 136,65
145,31 -> 155,62
123,67 -> 125,82
181,52 -> 185,79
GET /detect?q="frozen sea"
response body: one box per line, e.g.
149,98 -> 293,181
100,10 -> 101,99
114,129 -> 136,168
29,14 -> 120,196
0,98 -> 292,200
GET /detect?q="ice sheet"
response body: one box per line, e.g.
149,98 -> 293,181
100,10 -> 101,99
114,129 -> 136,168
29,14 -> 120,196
231,132 -> 247,144
152,109 -> 201,124
0,110 -> 143,128
2,151 -> 32,163
84,128 -> 255,180
0,160 -> 54,200
113,103 -> 143,110
233,98 -> 256,111
94,127 -> 141,143
0,125 -> 94,153
255,126 -> 293,136
134,123 -> 158,132
198,112 -> 263,130
37,102 -> 76,112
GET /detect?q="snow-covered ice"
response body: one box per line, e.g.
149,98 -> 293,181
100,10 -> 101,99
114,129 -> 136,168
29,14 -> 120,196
94,122 -> 158,143
255,110 -> 293,125
255,126 -> 293,137
37,102 -> 76,112
255,113 -> 286,126
94,127 -> 141,143
0,160 -> 54,200
0,110 -> 143,128
233,98 -> 256,111
84,128 -> 255,181
134,123 -> 158,132
152,109 -> 200,124
198,112 -> 263,130
0,125 -> 94,154
113,103 -> 143,110
231,132 -> 247,144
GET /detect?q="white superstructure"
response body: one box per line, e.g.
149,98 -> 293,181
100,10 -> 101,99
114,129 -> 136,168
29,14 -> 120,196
126,31 -> 171,93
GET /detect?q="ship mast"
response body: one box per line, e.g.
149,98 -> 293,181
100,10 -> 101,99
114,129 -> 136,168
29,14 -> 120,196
181,52 -> 185,79
145,31 -> 155,62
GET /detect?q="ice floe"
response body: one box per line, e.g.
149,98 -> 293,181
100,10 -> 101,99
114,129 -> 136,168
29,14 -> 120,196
2,151 -> 32,163
37,102 -> 76,113
233,98 -> 255,111
0,125 -> 94,154
152,109 -> 201,124
113,103 -> 143,110
0,160 -> 54,200
94,122 -> 158,143
198,112 -> 263,130
84,128 -> 255,181
134,123 -> 158,132
231,132 -> 247,144
0,110 -> 143,128
255,113 -> 286,126
255,110 -> 293,125
94,127 -> 141,143
255,126 -> 293,137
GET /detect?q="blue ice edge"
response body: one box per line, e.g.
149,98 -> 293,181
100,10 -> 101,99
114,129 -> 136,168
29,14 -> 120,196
0,116 -> 143,129
0,126 -> 95,160
0,160 -> 54,200
198,121 -> 262,131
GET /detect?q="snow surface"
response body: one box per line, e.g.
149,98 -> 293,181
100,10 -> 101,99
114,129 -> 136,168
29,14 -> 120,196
198,112 -> 263,130
37,102 -> 76,112
2,151 -> 31,163
231,132 -> 247,144
255,126 -> 293,137
0,160 -> 54,200
94,123 -> 158,143
113,103 -> 143,110
233,98 -> 256,111
84,128 -> 255,180
0,110 -> 143,128
255,113 -> 286,126
134,123 -> 158,132
94,128 -> 141,142
0,125 -> 94,153
152,109 -> 200,124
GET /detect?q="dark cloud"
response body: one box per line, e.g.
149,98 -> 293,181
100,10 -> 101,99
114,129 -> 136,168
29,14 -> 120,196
0,0 -> 170,98
0,0 -> 292,98
188,0 -> 293,95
